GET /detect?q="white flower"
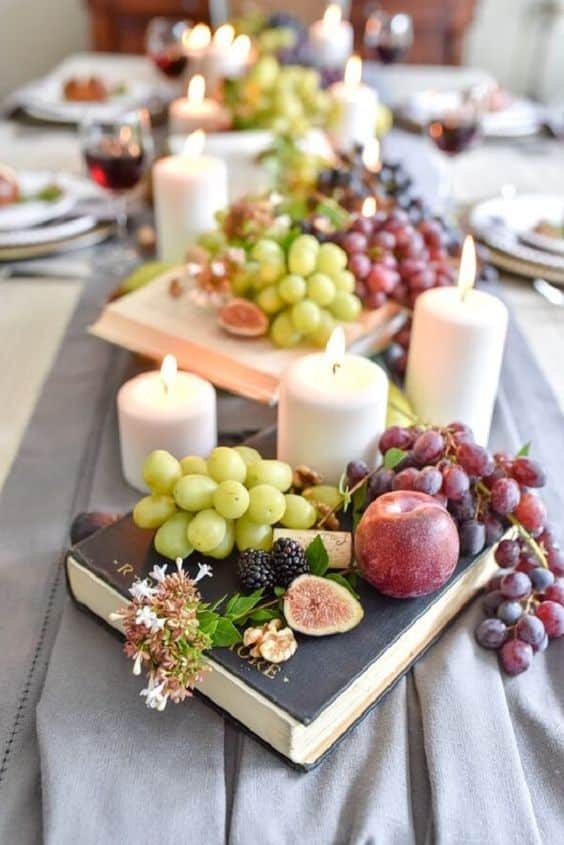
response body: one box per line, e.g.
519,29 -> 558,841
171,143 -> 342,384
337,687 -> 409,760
140,677 -> 168,711
132,653 -> 144,676
194,562 -> 213,583
135,606 -> 165,633
175,556 -> 184,573
129,579 -> 156,600
149,563 -> 168,583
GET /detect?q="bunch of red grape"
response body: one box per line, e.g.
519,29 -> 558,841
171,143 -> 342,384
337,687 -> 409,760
346,421 -> 564,674
334,208 -> 457,313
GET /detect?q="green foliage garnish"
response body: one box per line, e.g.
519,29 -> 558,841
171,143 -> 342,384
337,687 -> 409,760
305,535 -> 330,576
383,448 -> 408,470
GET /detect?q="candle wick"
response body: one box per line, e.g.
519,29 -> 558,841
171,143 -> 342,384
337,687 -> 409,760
332,362 -> 341,376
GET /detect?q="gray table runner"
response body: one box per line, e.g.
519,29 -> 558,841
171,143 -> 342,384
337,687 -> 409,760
1,257 -> 563,841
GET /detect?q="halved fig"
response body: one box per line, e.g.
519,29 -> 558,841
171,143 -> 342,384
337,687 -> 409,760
218,298 -> 268,338
283,574 -> 364,636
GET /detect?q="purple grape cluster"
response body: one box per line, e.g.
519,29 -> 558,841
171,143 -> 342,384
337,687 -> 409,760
335,210 -> 457,314
345,422 -> 564,675
478,533 -> 564,674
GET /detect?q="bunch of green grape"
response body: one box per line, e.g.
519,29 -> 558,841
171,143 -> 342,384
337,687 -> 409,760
231,234 -> 362,348
224,55 -> 337,137
132,446 -> 324,562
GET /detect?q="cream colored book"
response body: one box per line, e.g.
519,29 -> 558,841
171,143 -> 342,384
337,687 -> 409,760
90,270 -> 405,403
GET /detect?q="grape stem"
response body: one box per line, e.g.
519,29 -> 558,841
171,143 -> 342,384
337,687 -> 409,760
474,479 -> 549,569
317,472 -> 374,529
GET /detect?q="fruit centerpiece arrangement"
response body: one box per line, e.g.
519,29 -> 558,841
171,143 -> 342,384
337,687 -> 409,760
76,405 -> 563,711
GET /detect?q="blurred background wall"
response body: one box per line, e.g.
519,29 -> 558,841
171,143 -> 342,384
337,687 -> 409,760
1,0 -> 563,101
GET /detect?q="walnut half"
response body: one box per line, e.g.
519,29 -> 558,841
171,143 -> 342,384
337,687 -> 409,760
243,619 -> 297,664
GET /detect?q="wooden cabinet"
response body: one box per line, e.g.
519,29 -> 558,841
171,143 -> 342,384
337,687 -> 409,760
87,0 -> 211,53
86,0 -> 477,65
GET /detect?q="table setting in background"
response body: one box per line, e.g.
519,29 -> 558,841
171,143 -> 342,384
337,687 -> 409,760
1,5 -> 564,844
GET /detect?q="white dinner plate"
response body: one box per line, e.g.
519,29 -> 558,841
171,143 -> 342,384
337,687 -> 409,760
22,77 -> 157,124
470,193 -> 564,285
0,172 -> 75,231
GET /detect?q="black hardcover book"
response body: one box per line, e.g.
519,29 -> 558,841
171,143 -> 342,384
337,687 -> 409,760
66,515 -> 497,770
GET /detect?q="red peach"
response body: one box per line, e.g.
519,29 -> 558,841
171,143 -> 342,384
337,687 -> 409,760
355,491 -> 459,598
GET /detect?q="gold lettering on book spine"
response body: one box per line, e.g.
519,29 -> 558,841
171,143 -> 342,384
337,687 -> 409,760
112,559 -> 134,577
234,644 -> 281,679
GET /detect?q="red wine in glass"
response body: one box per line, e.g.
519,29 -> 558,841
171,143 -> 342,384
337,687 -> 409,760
150,50 -> 187,79
428,118 -> 480,156
85,141 -> 145,191
376,44 -> 406,64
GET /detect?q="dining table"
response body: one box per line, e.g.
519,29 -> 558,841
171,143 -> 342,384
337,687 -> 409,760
0,64 -> 563,845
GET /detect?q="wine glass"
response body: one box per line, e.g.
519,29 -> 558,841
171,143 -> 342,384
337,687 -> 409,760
425,93 -> 482,215
146,17 -> 189,78
364,10 -> 414,64
81,109 -> 153,241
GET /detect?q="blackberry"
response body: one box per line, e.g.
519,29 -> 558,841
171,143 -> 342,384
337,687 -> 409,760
272,538 -> 309,588
237,550 -> 275,591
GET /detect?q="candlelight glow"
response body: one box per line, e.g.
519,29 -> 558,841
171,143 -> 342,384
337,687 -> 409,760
361,197 -> 377,217
160,354 -> 178,394
187,74 -> 205,104
182,129 -> 205,158
232,33 -> 251,60
325,327 -> 346,374
184,23 -> 211,50
362,138 -> 380,172
323,4 -> 342,29
344,55 -> 362,87
214,23 -> 235,47
457,235 -> 477,300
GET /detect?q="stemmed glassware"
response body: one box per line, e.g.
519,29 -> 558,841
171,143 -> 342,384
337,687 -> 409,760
364,10 -> 414,64
425,92 -> 483,215
146,17 -> 189,78
80,109 -> 153,241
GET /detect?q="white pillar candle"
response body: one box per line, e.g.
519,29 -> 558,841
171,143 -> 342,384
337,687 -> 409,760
168,74 -> 231,135
183,23 -> 212,77
153,130 -> 228,263
329,55 -> 379,152
309,4 -> 354,68
118,355 -> 217,492
277,328 -> 389,484
406,237 -> 508,445
202,27 -> 252,93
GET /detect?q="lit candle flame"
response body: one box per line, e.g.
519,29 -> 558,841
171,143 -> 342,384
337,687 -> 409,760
160,354 -> 177,395
325,327 -> 346,375
187,74 -> 205,104
323,4 -> 342,29
457,235 -> 476,301
232,33 -> 251,60
344,55 -> 362,88
361,196 -> 376,217
182,129 -> 205,157
214,23 -> 235,47
184,23 -> 211,50
362,138 -> 380,172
